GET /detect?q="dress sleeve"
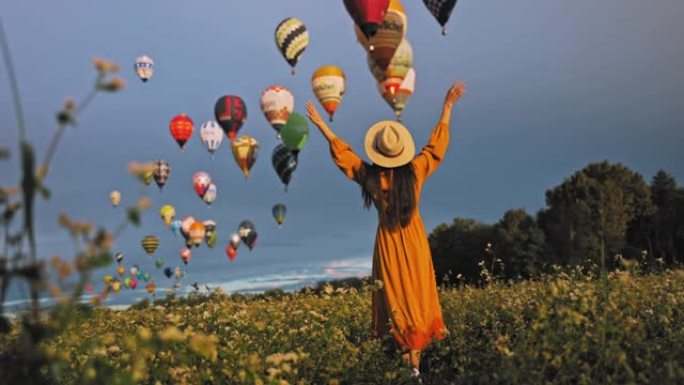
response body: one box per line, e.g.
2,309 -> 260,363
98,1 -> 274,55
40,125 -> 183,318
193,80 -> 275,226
330,137 -> 364,183
412,122 -> 450,181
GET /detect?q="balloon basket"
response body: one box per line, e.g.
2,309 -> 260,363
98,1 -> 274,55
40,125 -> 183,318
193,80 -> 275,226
442,26 -> 448,36
291,67 -> 296,76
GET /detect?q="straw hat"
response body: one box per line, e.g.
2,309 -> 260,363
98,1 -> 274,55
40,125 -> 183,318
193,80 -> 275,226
364,120 -> 415,168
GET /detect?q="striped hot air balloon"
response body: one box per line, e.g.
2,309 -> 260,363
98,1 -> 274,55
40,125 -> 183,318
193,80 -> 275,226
275,17 -> 309,75
200,121 -> 223,157
423,0 -> 458,35
153,159 -> 170,191
367,38 -> 413,100
141,235 -> 159,256
169,114 -> 194,150
272,204 -> 287,227
343,0 -> 390,40
377,67 -> 415,121
260,86 -> 294,136
214,95 -> 247,140
134,55 -> 154,82
312,66 -> 346,122
232,135 -> 259,179
272,144 -> 298,190
355,0 -> 406,69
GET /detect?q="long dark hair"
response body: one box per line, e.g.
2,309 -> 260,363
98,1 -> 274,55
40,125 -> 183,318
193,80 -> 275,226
359,163 -> 417,231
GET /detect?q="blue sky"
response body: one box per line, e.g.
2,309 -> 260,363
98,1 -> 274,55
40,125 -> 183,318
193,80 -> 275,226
1,0 -> 683,304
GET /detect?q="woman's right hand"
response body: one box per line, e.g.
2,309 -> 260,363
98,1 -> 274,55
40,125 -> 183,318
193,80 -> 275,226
306,101 -> 336,141
444,81 -> 467,106
306,101 -> 326,128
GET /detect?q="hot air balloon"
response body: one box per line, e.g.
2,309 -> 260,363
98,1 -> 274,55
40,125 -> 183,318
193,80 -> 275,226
109,190 -> 121,207
423,0 -> 458,35
180,248 -> 192,265
232,136 -> 259,179
117,265 -> 125,276
192,172 -> 212,198
189,221 -> 206,247
225,245 -> 237,262
155,258 -> 164,269
377,67 -> 415,121
111,280 -> 122,293
272,204 -> 287,227
142,272 -> 151,282
260,86 -> 294,137
355,0 -> 406,69
229,232 -> 241,250
344,0 -> 390,40
103,275 -> 115,285
160,205 -> 176,227
181,216 -> 196,240
130,265 -> 140,277
141,235 -> 159,256
200,120 -> 224,157
203,183 -> 217,207
164,267 -> 173,279
238,220 -> 257,251
114,252 -> 124,264
281,112 -> 309,153
174,267 -> 184,279
123,277 -> 132,289
169,114 -> 194,151
311,66 -> 346,122
214,95 -> 247,141
206,232 -> 217,248
170,220 -> 182,237
272,144 -> 298,189
130,278 -> 138,290
204,220 -> 216,239
275,18 -> 309,75
368,39 -> 413,100
134,55 -> 154,83
146,282 -> 156,294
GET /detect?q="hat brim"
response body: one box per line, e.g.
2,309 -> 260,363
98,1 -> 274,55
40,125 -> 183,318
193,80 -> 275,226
364,120 -> 415,168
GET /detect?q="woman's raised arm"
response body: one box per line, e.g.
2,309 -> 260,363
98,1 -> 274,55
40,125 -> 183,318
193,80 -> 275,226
412,81 -> 467,180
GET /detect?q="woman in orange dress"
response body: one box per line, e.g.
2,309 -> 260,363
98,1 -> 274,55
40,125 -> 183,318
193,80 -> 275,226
306,81 -> 467,376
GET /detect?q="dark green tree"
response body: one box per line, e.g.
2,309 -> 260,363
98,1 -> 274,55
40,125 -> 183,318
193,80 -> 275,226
538,161 -> 652,267
429,218 -> 494,285
492,208 -> 546,278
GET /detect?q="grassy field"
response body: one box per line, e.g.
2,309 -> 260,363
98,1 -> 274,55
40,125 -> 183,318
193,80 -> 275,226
5,268 -> 684,385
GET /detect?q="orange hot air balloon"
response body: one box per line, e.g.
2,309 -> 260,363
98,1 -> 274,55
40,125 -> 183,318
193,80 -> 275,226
356,0 -> 406,69
231,135 -> 259,179
169,114 -> 194,151
312,66 -> 346,122
189,221 -> 206,247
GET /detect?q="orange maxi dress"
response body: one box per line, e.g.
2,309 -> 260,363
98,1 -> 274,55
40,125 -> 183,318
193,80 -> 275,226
329,121 -> 450,351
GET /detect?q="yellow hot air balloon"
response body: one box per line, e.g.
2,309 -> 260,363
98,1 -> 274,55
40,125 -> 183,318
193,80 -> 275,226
367,38 -> 413,100
232,135 -> 259,179
312,66 -> 346,122
109,190 -> 121,207
275,17 -> 309,75
377,67 -> 415,121
355,0 -> 406,70
160,205 -> 176,227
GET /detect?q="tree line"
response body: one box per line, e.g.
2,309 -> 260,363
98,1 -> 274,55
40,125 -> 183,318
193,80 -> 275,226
429,161 -> 684,284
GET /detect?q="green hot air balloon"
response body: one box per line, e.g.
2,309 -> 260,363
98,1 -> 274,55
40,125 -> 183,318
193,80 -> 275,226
155,258 -> 164,269
272,204 -> 287,227
280,112 -> 309,153
141,235 -> 159,256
